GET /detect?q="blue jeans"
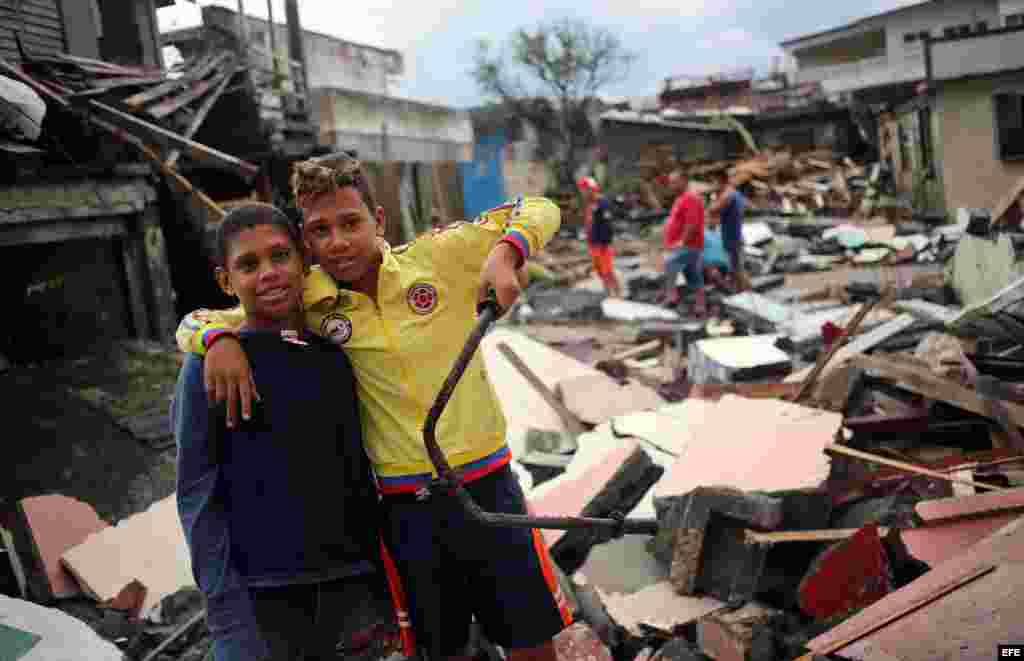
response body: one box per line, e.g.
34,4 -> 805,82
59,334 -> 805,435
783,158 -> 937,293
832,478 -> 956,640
665,248 -> 704,289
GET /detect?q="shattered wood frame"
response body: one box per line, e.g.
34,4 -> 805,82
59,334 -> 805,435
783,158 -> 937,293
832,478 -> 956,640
0,57 -> 237,226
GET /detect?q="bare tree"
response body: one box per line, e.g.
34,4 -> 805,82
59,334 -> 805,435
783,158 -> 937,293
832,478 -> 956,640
472,18 -> 635,189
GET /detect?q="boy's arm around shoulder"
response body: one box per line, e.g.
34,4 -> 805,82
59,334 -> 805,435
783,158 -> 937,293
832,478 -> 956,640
175,306 -> 259,427
175,306 -> 248,356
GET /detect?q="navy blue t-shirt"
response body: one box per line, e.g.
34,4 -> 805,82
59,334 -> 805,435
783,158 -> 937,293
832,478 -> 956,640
173,329 -> 378,659
588,198 -> 614,246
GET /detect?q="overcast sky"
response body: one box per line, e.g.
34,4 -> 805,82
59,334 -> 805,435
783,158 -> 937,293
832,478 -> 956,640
158,0 -> 921,109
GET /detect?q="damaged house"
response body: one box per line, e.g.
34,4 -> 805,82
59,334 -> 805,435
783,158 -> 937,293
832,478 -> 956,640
781,0 -> 1024,218
891,20 -> 1024,218
164,4 -> 473,164
1,0 -> 179,364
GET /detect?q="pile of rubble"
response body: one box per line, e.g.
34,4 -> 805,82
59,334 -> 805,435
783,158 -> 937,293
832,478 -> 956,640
640,147 -> 890,219
1,50 -> 255,222
492,202 -> 1024,660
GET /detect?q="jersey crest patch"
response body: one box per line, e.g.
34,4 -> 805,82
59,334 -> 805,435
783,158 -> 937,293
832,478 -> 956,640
320,313 -> 353,345
407,282 -> 438,315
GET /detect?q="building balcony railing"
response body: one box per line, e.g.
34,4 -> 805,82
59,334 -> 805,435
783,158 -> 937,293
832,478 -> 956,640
792,52 -> 925,92
931,27 -> 1024,81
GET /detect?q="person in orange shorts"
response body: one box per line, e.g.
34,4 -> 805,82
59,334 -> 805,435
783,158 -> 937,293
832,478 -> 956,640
579,176 -> 622,297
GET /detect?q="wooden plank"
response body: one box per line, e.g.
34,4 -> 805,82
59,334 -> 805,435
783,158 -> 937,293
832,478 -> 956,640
120,232 -> 153,339
795,299 -> 877,401
122,53 -> 213,110
850,353 -> 1024,429
85,100 -> 259,181
496,342 -> 587,437
0,219 -> 124,247
133,141 -> 226,225
5,21 -> 65,45
840,562 -> 1024,660
18,0 -> 62,18
138,206 -> 177,340
70,77 -> 167,98
146,66 -> 228,120
795,564 -> 995,660
826,444 -> 1006,492
139,610 -> 207,661
744,528 -> 890,545
165,64 -> 238,169
611,340 -> 662,362
991,173 -> 1024,226
0,2 -> 61,23
128,52 -> 231,113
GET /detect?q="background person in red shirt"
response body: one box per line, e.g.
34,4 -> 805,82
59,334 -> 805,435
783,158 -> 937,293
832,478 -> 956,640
579,176 -> 622,297
661,171 -> 706,317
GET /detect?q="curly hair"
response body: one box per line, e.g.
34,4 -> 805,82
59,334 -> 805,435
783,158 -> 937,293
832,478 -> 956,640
290,151 -> 377,213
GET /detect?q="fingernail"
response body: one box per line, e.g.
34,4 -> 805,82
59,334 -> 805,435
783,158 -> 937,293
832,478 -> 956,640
243,413 -> 250,420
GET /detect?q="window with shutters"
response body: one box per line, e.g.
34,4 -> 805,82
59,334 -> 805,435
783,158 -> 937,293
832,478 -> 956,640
994,92 -> 1024,161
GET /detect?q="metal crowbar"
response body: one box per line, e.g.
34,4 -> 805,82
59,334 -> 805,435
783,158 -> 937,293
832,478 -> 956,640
420,294 -> 659,538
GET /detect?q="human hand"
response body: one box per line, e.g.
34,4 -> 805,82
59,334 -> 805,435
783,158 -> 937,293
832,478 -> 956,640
204,337 -> 259,428
479,242 -> 525,311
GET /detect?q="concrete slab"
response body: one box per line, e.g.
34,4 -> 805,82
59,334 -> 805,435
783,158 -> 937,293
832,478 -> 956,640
557,374 -> 666,426
481,329 -> 604,454
653,396 -> 838,500
14,495 -> 110,601
61,495 -> 193,617
601,299 -> 681,323
687,335 -> 791,385
597,581 -> 724,635
576,534 -> 667,595
529,441 -> 647,550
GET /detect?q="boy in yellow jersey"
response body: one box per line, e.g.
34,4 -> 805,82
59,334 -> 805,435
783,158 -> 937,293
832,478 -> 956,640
176,152 -> 572,661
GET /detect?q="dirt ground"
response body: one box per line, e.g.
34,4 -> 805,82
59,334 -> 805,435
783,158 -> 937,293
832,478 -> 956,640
2,341 -> 182,522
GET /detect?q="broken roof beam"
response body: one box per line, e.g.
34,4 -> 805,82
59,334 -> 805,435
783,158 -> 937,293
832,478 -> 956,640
826,444 -> 1006,492
166,64 -> 238,169
146,63 -> 233,120
850,353 -> 1024,430
85,100 -> 259,181
123,51 -> 229,110
991,172 -> 1024,227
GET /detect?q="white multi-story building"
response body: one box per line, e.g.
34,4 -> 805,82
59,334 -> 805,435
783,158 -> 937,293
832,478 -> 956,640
164,5 -> 472,163
780,0 -> 1024,98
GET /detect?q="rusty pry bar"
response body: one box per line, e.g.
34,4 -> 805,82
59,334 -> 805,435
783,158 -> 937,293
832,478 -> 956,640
421,294 -> 659,538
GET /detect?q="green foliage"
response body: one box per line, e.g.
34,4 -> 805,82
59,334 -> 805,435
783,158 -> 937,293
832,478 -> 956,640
471,18 -> 635,187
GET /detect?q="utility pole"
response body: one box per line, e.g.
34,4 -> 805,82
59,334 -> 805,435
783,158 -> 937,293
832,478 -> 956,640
266,0 -> 280,89
236,0 -> 249,67
283,0 -> 308,101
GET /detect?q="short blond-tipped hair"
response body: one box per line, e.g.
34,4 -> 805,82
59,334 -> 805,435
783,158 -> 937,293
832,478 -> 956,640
290,151 -> 376,213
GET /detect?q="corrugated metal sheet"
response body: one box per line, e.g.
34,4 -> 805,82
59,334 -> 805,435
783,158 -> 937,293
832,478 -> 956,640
0,0 -> 66,64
